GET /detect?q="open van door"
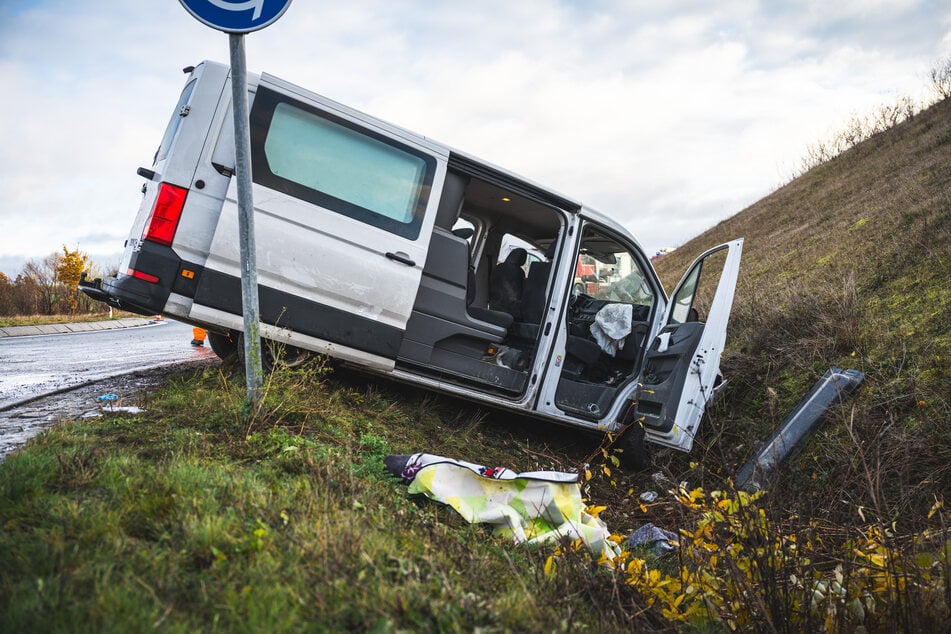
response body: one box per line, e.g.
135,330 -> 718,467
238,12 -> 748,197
190,73 -> 447,371
633,239 -> 743,451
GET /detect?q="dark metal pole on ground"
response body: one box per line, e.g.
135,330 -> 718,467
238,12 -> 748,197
228,33 -> 263,405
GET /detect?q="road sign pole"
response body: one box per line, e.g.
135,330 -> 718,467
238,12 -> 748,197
229,32 -> 263,405
178,0 -> 293,408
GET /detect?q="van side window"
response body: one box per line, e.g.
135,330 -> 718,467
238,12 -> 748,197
250,87 -> 436,239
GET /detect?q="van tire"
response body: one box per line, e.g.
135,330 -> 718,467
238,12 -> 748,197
615,422 -> 651,471
208,330 -> 239,361
250,338 -> 312,374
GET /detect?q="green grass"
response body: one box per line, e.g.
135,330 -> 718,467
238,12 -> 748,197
2,360 -> 945,631
0,364 -> 656,631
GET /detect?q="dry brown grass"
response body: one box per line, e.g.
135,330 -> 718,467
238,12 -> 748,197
652,97 -> 951,532
0,310 -> 140,328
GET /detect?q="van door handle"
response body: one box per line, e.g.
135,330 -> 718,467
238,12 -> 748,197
385,252 -> 416,267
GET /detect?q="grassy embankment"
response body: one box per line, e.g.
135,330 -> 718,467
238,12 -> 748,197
1,99 -> 948,630
652,95 -> 950,527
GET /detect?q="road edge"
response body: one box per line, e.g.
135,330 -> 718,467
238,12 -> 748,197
0,317 -> 160,338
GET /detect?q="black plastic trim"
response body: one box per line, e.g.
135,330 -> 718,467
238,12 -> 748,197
634,322 -> 705,433
80,241 -> 181,316
194,268 -> 404,360
448,152 -> 581,213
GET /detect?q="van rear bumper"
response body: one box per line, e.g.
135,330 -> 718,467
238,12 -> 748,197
79,273 -> 169,316
78,241 -> 184,316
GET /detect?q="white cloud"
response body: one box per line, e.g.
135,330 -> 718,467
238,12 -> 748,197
0,0 -> 949,277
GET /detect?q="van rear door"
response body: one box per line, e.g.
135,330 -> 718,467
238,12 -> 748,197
190,74 -> 447,370
633,239 -> 743,451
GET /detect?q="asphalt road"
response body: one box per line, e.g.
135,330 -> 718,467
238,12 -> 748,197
0,319 -> 220,457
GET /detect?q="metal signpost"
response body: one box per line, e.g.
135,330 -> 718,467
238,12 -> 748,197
178,0 -> 293,406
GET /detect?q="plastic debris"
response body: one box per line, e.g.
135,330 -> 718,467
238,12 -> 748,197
103,406 -> 144,414
96,393 -> 118,402
639,491 -> 658,503
83,405 -> 145,419
384,453 -> 618,561
626,522 -> 679,556
735,367 -> 865,492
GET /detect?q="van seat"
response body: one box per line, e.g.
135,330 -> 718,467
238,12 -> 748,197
402,228 -> 509,347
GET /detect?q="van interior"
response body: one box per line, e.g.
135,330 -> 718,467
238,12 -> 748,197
397,158 -> 658,419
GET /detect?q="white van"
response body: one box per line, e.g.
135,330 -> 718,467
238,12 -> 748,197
80,61 -> 742,467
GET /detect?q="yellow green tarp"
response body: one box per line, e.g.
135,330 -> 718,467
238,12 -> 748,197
389,453 -> 619,561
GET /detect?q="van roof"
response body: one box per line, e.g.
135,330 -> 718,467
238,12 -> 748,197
246,61 -> 584,213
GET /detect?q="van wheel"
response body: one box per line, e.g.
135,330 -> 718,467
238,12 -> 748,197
615,423 -> 651,470
231,335 -> 312,373
208,330 -> 239,361
260,339 -> 312,373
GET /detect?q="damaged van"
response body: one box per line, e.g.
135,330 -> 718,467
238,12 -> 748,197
80,61 -> 742,466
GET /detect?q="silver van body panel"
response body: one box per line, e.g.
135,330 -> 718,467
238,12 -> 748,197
82,60 -> 743,457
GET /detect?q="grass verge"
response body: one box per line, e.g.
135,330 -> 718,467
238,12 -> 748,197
2,360 -> 947,631
0,311 -> 141,328
0,362 -> 647,631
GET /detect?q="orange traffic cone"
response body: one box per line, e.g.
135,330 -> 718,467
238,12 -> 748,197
191,327 -> 207,346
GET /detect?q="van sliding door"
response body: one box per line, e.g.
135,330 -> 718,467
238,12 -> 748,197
191,75 -> 447,370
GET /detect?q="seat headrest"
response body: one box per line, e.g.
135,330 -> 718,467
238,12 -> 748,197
505,248 -> 528,266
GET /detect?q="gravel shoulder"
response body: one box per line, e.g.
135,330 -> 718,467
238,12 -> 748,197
0,358 -> 219,459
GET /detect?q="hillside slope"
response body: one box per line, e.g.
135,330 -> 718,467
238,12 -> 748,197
653,97 -> 950,526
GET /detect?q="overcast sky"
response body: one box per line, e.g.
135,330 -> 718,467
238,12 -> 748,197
1,0 -> 949,277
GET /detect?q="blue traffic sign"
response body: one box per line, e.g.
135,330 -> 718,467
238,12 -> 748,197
179,0 -> 293,34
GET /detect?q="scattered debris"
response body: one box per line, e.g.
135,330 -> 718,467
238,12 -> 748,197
735,367 -> 865,492
385,453 -> 619,560
95,393 -> 119,402
82,406 -> 145,419
626,522 -> 679,556
639,491 -> 658,503
103,405 -> 144,415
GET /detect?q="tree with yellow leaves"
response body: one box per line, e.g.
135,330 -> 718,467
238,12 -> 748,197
53,245 -> 92,314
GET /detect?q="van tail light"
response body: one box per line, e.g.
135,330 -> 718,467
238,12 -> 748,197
127,268 -> 160,284
143,183 -> 188,246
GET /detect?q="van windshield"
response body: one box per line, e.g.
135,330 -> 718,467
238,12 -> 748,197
154,79 -> 196,164
576,231 -> 654,307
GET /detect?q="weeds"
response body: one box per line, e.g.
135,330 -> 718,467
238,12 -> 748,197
0,362 -> 633,631
547,464 -> 950,631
